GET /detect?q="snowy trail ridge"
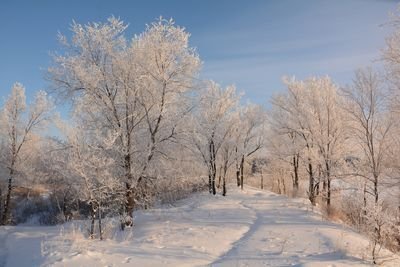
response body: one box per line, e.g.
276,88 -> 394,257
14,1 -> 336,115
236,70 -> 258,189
1,186 -> 399,266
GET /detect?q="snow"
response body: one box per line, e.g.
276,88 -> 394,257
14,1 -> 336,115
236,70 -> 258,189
1,186 -> 399,266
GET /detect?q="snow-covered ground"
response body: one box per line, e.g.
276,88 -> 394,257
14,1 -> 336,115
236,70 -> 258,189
1,186 -> 399,267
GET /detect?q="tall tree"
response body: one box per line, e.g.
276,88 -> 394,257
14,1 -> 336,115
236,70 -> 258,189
304,77 -> 347,207
271,77 -> 319,205
48,17 -> 200,226
342,68 -> 392,206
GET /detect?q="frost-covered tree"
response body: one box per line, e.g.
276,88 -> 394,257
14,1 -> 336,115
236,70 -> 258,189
266,124 -> 302,195
362,204 -> 397,264
0,83 -> 53,225
235,104 -> 265,190
270,76 -> 346,205
62,123 -> 123,239
192,81 -> 239,195
34,137 -> 80,223
48,17 -> 200,226
304,77 -> 347,207
217,111 -> 240,196
382,9 -> 400,213
271,78 -> 319,204
342,68 -> 392,206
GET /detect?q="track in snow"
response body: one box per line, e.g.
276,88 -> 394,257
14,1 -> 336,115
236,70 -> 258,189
1,185 -> 399,266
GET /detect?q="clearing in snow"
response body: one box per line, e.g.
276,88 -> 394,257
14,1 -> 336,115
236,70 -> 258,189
1,186 -> 399,266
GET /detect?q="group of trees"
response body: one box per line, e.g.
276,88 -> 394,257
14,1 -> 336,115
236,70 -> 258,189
0,18 -> 266,237
263,69 -> 400,262
269,76 -> 347,206
267,70 -> 394,211
1,10 -> 400,257
191,82 -> 264,196
263,13 -> 400,256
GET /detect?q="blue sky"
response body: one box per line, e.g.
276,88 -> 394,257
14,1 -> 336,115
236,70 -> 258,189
0,0 -> 398,112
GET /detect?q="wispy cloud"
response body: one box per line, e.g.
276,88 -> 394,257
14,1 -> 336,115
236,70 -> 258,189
194,0 -> 396,104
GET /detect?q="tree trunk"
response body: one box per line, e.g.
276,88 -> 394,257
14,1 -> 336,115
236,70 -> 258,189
327,177 -> 331,207
209,139 -> 217,195
260,169 -> 264,190
222,171 -> 227,197
240,155 -> 244,190
124,151 -> 134,227
98,206 -> 103,240
140,180 -> 150,210
326,161 -> 331,207
315,165 -> 321,196
236,168 -> 240,187
211,174 -> 216,195
372,239 -> 377,265
374,174 -> 379,204
208,172 -> 212,194
209,141 -> 213,194
89,203 -> 95,239
211,160 -> 216,195
293,154 -> 299,192
124,182 -> 134,227
236,147 -> 240,187
1,163 -> 15,225
363,181 -> 367,217
307,159 -> 315,205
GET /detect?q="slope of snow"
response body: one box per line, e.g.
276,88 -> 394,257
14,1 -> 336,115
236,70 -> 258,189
1,185 -> 399,266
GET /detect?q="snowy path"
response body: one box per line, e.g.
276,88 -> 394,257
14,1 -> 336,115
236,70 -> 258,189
212,192 -> 370,266
1,186 -> 399,266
